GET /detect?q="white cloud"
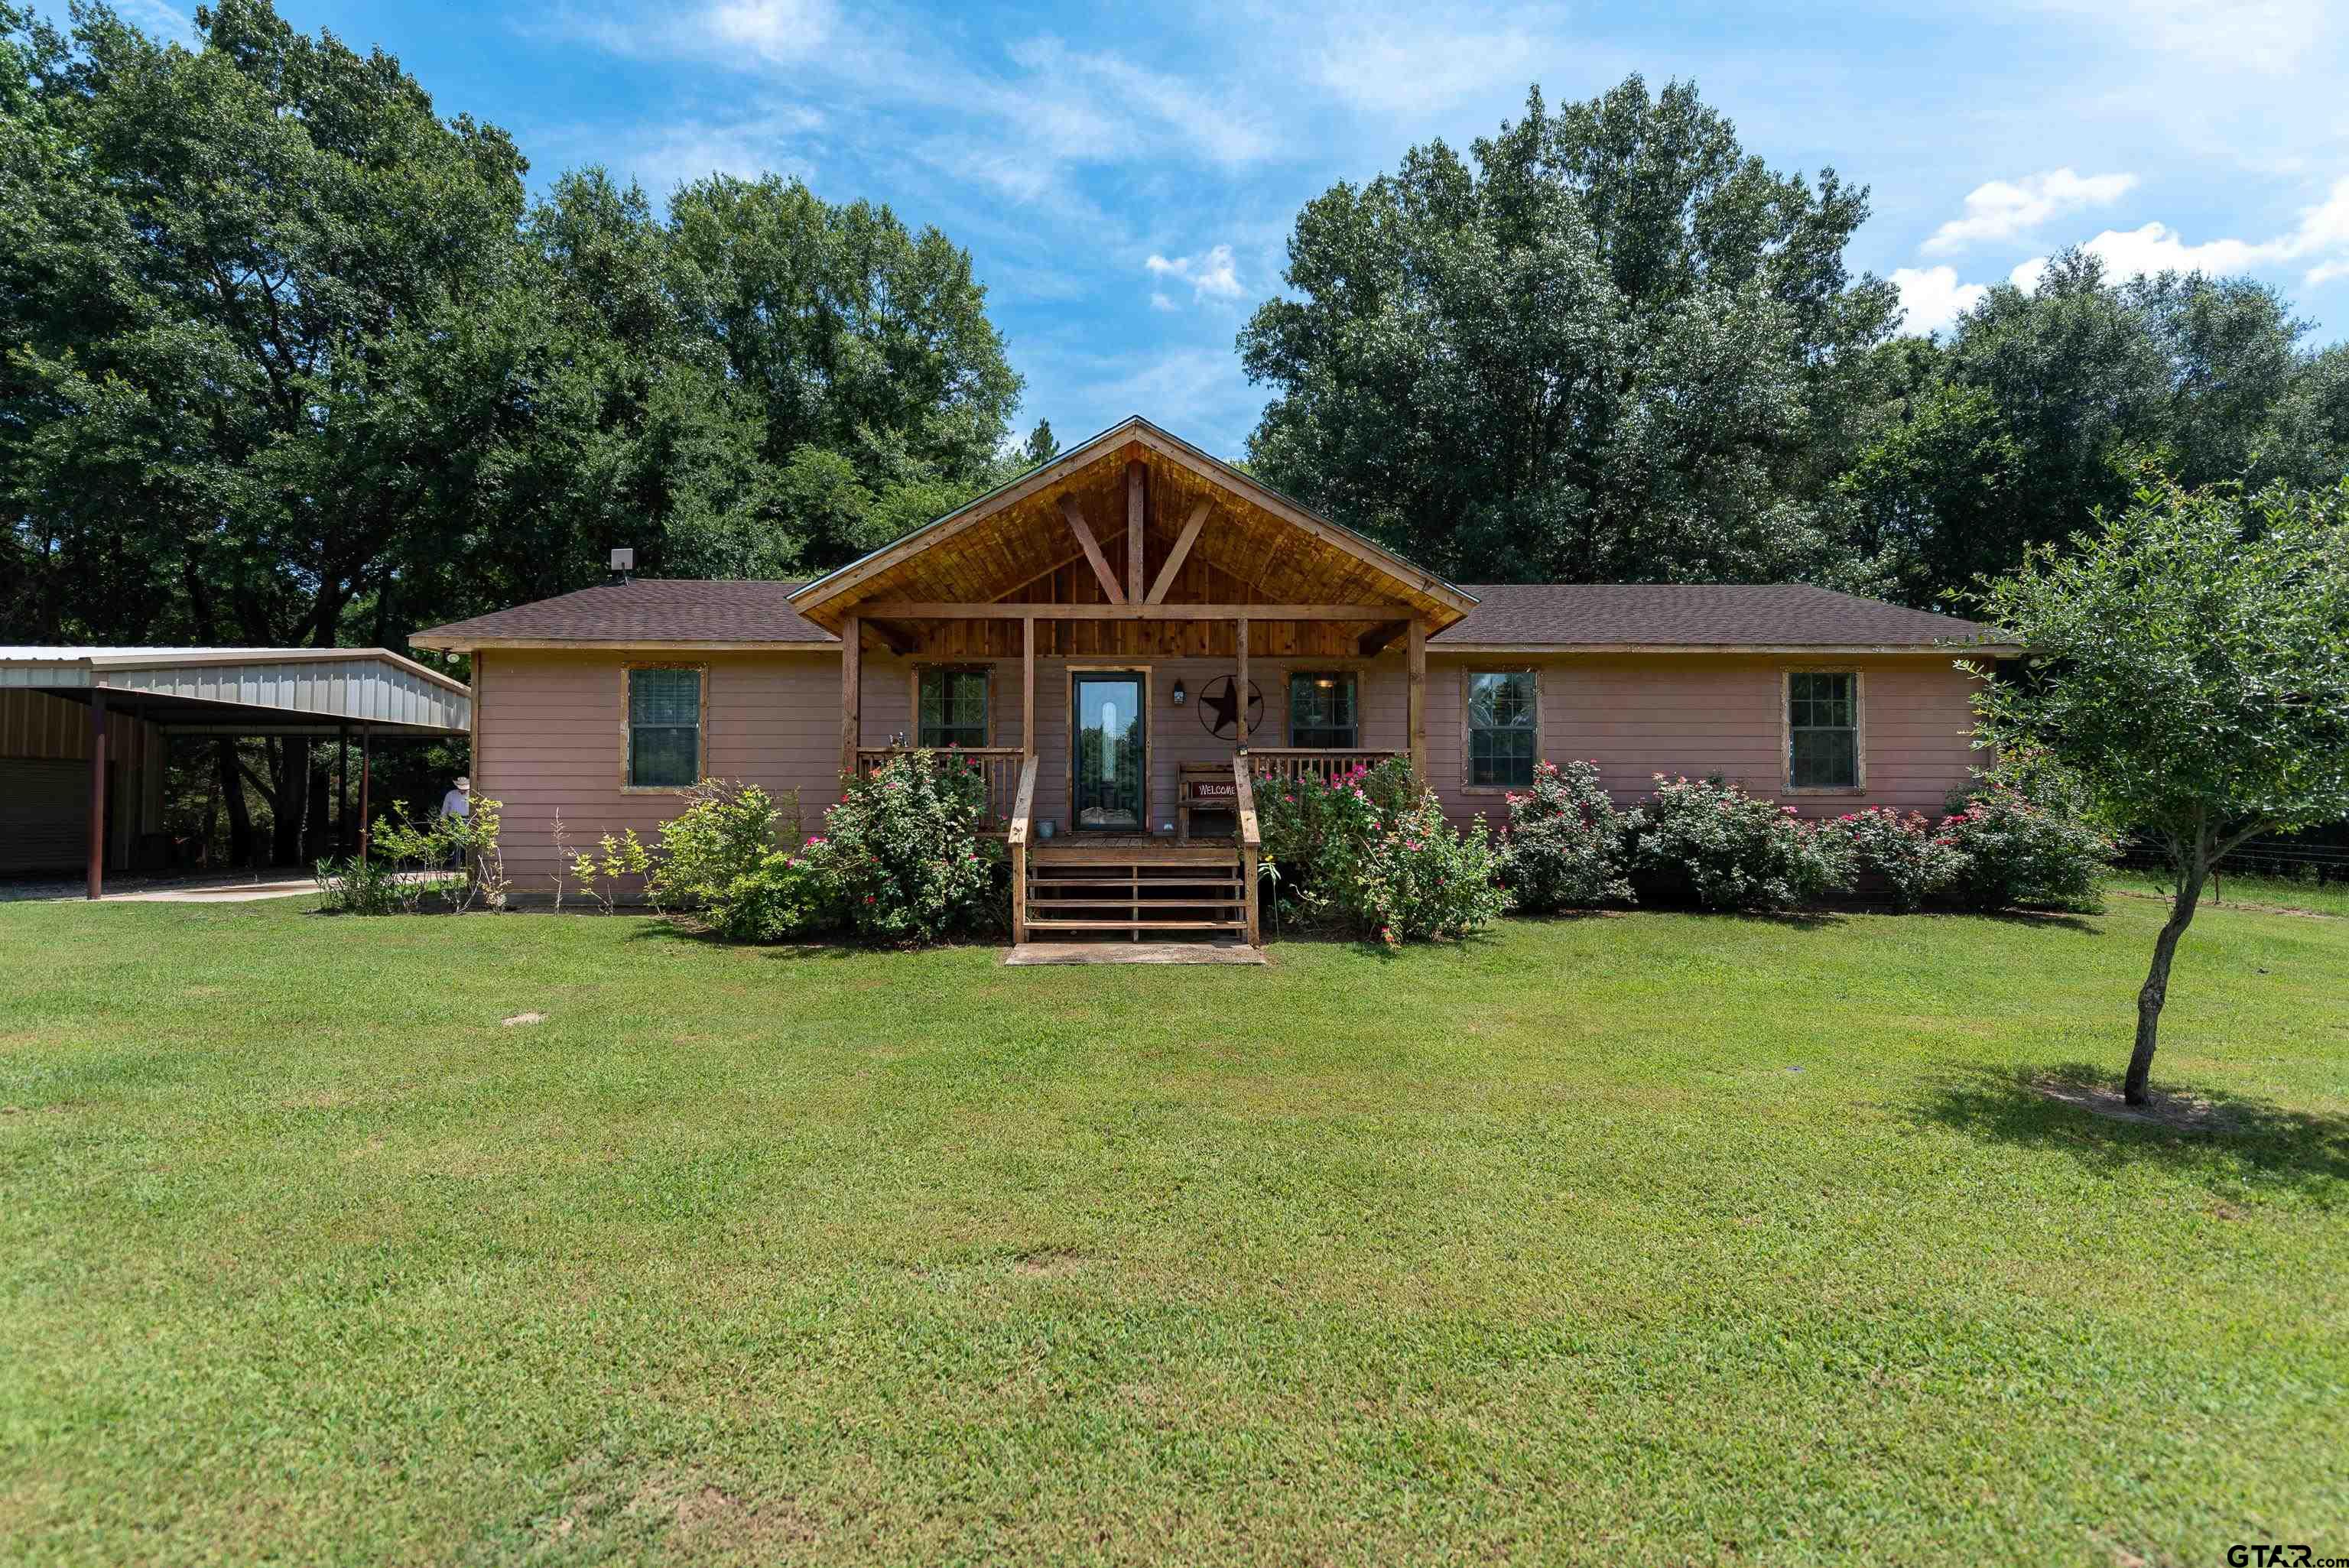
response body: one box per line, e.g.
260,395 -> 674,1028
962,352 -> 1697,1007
1923,168 -> 2137,253
1149,291 -> 1178,312
1312,18 -> 1542,115
707,0 -> 832,62
1145,245 -> 1244,304
1003,38 -> 1276,166
1891,266 -> 1989,336
2018,0 -> 2328,73
2006,177 -> 2349,290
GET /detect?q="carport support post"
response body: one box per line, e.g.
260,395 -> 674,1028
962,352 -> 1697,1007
358,730 -> 371,862
85,690 -> 107,900
336,726 -> 349,855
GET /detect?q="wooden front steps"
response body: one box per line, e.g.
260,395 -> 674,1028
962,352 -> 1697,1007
1022,841 -> 1249,941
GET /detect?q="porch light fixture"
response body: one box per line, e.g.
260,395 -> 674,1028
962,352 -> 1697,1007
1171,679 -> 1187,705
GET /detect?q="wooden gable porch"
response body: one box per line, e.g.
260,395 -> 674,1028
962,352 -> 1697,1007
788,418 -> 1475,943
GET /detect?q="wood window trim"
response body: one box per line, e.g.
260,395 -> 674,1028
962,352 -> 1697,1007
1781,666 -> 1867,795
1286,669 -> 1360,748
621,661 -> 708,794
1460,665 -> 1540,795
908,662 -> 996,748
1063,664 -> 1152,833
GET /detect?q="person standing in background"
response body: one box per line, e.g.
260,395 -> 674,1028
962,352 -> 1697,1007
439,775 -> 471,870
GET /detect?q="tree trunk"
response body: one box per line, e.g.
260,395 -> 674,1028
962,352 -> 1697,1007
268,739 -> 307,867
2126,847 -> 2209,1105
216,739 -> 254,868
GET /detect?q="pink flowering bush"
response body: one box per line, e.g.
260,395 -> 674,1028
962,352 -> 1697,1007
1937,778 -> 2113,912
1256,758 -> 1415,927
1256,758 -> 1506,940
1628,774 -> 1854,911
1356,788 -> 1510,943
653,779 -> 829,941
1822,807 -> 1964,912
811,749 -> 1005,945
1499,760 -> 1634,911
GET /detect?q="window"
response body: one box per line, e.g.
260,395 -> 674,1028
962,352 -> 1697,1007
918,668 -> 989,748
1288,671 -> 1358,748
1467,670 -> 1537,787
626,666 -> 702,788
1788,671 -> 1860,789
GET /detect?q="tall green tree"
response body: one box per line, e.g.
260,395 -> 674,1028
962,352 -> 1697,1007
1239,78 -> 1899,584
1968,479 -> 2349,1103
1844,253 -> 2348,605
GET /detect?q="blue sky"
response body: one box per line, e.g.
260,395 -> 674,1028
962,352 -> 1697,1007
104,0 -> 2349,456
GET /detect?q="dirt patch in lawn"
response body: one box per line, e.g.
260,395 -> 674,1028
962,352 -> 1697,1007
2031,1075 -> 2240,1133
1012,1247 -> 1089,1278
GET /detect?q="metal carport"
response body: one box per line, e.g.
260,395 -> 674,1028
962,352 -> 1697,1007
0,648 -> 473,898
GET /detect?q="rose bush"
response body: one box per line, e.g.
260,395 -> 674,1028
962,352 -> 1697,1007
654,780 -> 830,941
1356,788 -> 1511,943
1824,807 -> 1965,912
1937,779 -> 2113,912
1628,774 -> 1854,911
1499,759 -> 1633,911
810,749 -> 1006,945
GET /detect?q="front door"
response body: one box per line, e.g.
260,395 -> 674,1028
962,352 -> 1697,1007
1072,673 -> 1145,831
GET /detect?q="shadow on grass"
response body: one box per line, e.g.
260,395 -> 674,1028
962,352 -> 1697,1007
622,917 -> 863,960
1915,1060 -> 2349,1199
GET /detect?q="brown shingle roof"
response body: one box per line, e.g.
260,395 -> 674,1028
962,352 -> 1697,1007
1433,583 -> 2001,649
412,578 -> 2003,652
411,580 -> 833,650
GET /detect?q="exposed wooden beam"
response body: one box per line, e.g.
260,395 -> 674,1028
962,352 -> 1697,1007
863,618 -> 917,656
1058,495 -> 1125,604
1126,460 -> 1145,604
854,601 -> 1405,622
1146,501 -> 1211,605
1356,618 -> 1410,657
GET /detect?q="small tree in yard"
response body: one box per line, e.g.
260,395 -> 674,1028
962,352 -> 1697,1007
1967,478 -> 2349,1104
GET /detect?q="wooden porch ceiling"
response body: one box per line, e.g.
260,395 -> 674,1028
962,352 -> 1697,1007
787,419 -> 1473,637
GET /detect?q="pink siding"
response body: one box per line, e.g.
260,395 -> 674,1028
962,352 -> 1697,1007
1425,653 -> 1986,823
473,647 -> 1988,895
476,650 -> 844,896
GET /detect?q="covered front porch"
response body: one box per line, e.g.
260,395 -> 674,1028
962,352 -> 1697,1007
791,418 -> 1473,944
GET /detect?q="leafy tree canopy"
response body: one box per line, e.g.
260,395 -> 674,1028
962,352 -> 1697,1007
1239,77 -> 1899,585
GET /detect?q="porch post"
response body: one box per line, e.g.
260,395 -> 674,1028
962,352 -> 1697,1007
336,725 -> 349,855
840,614 -> 861,787
85,689 -> 107,900
1233,615 -> 1249,749
1408,616 -> 1427,787
1021,614 -> 1036,758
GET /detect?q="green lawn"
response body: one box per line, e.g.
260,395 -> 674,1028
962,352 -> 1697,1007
2,897 -> 2344,1566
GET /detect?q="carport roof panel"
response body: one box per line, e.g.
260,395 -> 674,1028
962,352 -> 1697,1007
0,647 -> 472,734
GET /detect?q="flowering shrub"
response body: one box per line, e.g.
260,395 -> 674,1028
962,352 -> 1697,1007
1499,760 -> 1633,911
808,749 -> 1005,946
1357,788 -> 1511,943
1824,807 -> 1964,912
1255,758 -> 1415,928
1937,781 -> 2113,912
320,793 -> 507,913
654,780 -> 830,941
1627,774 -> 1854,911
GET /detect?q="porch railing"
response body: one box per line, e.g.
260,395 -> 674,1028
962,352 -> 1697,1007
1233,754 -> 1261,946
855,745 -> 1025,826
1007,753 -> 1040,943
1246,748 -> 1404,787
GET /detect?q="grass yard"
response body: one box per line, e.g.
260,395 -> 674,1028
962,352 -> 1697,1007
2109,868 -> 2349,921
2,895 -> 2344,1566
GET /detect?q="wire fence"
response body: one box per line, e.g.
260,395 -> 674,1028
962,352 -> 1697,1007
2116,823 -> 2349,885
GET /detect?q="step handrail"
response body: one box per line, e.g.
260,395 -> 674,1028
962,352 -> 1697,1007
1006,753 -> 1041,849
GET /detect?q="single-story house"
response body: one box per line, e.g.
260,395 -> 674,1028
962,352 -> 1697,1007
412,417 -> 2012,941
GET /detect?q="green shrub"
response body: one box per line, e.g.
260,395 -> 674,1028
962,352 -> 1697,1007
1356,788 -> 1511,943
1628,774 -> 1854,912
319,794 -> 505,913
654,781 -> 829,941
1499,760 -> 1633,911
1256,758 -> 1415,929
1938,781 -> 2113,912
808,750 -> 1004,946
1824,807 -> 1967,912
